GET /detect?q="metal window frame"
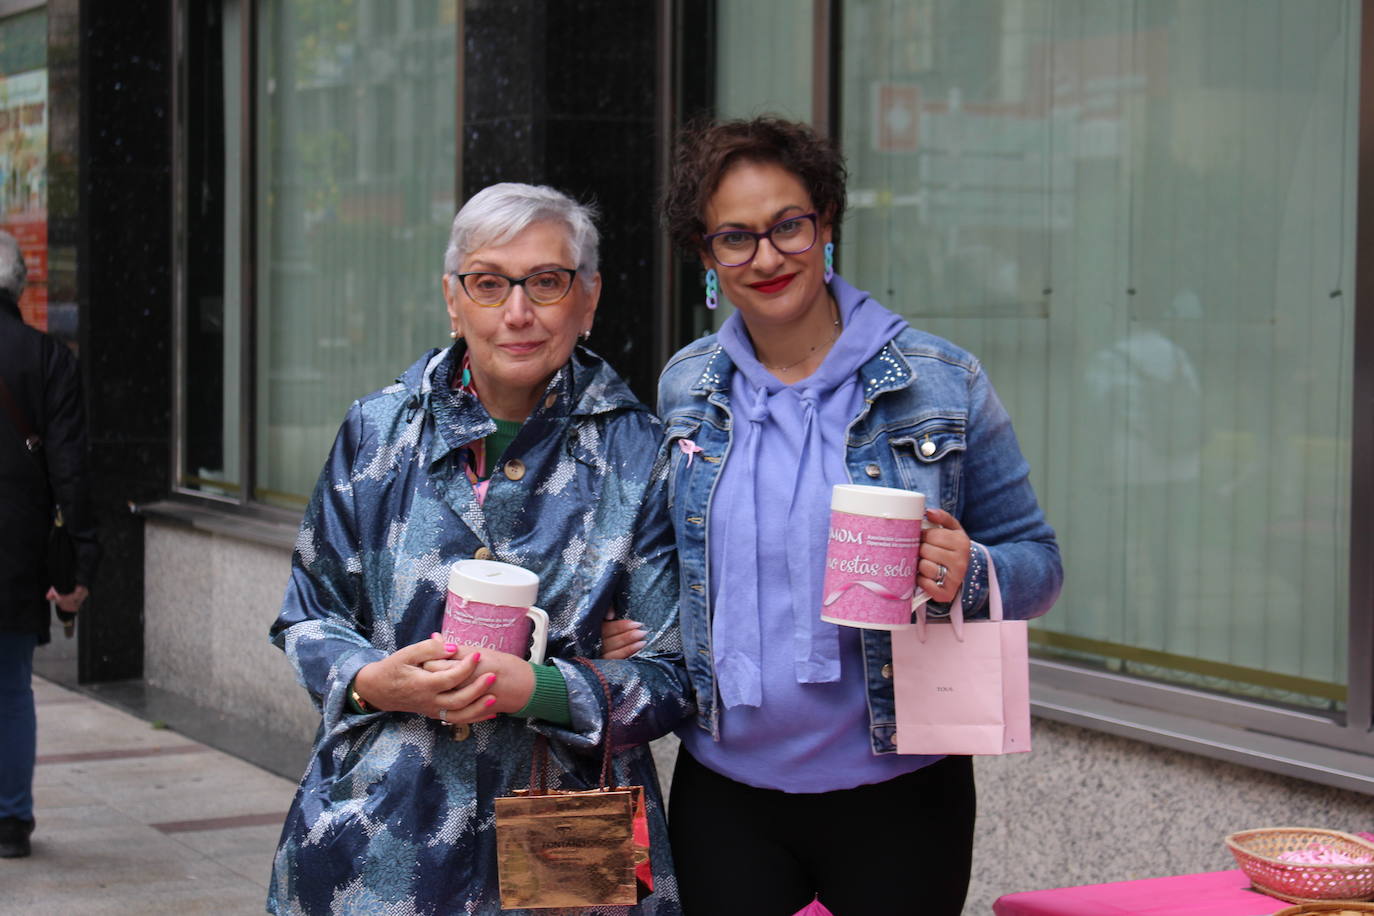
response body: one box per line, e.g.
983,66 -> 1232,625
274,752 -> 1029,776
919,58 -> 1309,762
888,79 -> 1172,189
812,0 -> 837,137
1347,0 -> 1374,750
171,0 -> 258,510
240,0 -> 257,505
171,0 -> 187,498
654,0 -> 675,374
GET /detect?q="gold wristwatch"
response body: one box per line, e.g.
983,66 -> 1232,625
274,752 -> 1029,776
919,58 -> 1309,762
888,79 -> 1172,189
348,681 -> 373,713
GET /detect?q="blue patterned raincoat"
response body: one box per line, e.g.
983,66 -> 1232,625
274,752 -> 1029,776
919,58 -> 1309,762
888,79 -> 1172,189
267,344 -> 692,915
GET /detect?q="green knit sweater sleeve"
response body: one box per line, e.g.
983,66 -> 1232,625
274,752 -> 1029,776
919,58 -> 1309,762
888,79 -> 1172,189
515,661 -> 572,725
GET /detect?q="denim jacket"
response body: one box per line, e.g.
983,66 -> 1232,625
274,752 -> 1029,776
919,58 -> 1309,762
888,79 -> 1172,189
657,286 -> 1061,754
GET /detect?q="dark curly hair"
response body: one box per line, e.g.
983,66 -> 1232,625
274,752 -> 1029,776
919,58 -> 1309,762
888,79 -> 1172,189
662,115 -> 848,257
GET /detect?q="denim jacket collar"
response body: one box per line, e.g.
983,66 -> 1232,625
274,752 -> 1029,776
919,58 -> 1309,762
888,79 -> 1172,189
686,335 -> 914,404
689,344 -> 734,396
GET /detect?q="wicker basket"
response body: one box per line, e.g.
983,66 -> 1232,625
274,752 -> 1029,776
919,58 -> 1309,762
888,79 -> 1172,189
1225,828 -> 1374,905
1273,905 -> 1374,915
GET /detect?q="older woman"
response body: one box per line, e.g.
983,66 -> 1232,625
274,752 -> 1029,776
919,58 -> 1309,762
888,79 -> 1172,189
652,118 -> 1063,915
268,183 -> 691,915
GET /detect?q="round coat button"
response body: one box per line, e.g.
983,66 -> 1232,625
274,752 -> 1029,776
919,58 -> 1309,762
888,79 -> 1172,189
504,459 -> 526,481
474,546 -> 493,560
920,440 -> 936,457
865,463 -> 881,478
881,663 -> 893,679
544,393 -> 557,409
451,723 -> 471,741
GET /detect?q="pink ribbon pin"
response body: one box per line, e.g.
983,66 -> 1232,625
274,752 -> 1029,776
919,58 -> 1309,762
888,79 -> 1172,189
679,439 -> 704,466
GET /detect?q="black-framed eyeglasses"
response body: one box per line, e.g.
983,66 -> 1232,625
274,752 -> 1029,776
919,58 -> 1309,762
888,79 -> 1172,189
452,268 -> 579,307
702,212 -> 819,268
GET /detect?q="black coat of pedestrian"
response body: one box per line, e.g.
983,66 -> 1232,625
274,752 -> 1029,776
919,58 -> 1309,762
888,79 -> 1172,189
0,293 -> 99,642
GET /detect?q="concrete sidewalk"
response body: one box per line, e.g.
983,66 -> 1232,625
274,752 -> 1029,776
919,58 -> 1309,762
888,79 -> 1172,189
1,676 -> 296,914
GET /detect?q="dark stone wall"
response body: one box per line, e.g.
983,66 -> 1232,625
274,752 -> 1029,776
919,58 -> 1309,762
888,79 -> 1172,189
462,0 -> 663,403
70,0 -> 175,682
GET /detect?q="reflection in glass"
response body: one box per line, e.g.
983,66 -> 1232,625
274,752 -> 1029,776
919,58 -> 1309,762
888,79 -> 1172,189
256,0 -> 457,507
0,8 -> 50,334
706,0 -> 817,330
837,0 -> 1356,709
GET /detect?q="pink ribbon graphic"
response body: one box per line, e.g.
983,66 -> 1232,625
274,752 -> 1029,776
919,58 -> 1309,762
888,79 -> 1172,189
822,580 -> 914,607
679,438 -> 704,466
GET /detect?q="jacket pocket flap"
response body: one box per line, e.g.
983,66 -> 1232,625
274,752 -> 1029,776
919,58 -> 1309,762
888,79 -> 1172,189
891,421 -> 966,463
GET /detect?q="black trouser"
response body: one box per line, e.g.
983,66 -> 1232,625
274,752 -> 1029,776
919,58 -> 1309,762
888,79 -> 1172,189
668,749 -> 975,916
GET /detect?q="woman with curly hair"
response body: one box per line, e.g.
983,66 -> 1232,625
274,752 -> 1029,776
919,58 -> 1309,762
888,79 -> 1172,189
651,116 -> 1062,914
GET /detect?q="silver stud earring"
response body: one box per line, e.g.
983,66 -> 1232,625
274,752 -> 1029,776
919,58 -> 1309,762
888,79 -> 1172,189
580,329 -> 591,341
449,329 -> 460,339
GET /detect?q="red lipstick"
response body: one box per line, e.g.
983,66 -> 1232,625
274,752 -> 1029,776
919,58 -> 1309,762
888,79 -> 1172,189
748,273 -> 797,294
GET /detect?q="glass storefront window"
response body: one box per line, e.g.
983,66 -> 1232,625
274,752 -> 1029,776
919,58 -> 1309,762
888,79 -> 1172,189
716,0 -> 814,124
711,1 -> 1359,716
255,0 -> 457,507
0,6 -> 49,334
836,0 -> 1357,710
704,0 -> 817,331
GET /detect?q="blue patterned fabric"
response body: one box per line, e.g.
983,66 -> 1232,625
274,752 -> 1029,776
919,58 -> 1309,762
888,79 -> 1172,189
267,344 -> 691,915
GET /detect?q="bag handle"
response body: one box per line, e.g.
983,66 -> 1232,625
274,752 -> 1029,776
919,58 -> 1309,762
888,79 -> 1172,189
915,546 -> 1002,643
526,657 -> 617,796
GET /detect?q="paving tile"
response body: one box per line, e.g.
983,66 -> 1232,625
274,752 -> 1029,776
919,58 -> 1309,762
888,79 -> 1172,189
0,869 -> 269,915
30,779 -> 108,809
12,677 -> 295,916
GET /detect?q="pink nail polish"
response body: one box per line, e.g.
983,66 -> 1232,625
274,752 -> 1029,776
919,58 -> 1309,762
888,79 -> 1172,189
444,643 -> 458,653
472,652 -> 481,663
486,673 -> 497,685
485,696 -> 497,707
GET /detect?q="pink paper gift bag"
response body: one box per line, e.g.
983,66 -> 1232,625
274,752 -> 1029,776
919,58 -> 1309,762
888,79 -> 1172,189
791,898 -> 834,916
891,557 -> 1031,756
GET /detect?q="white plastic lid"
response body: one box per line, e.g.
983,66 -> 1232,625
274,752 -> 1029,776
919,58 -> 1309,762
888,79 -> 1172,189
830,483 -> 925,520
447,559 -> 540,607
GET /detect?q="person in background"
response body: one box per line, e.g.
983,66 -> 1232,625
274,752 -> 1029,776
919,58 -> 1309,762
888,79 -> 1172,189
268,183 -> 691,915
0,229 -> 99,859
651,116 -> 1062,915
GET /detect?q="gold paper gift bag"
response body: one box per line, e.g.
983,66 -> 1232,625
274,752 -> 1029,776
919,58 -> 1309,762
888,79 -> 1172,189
494,783 -> 647,908
494,659 -> 653,910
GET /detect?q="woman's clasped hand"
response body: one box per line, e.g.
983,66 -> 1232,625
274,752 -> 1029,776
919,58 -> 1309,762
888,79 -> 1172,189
355,635 -> 537,723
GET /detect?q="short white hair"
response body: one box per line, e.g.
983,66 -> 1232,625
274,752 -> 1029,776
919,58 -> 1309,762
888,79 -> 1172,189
0,230 -> 26,298
443,183 -> 599,289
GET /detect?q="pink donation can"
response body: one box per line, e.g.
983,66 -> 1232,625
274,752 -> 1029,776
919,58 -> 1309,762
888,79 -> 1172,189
443,559 -> 549,662
820,483 -> 932,630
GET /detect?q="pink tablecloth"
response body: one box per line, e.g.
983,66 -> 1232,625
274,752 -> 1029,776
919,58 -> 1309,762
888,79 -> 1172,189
992,869 -> 1286,916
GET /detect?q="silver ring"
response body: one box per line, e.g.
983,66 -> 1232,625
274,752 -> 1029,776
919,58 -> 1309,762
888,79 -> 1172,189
438,708 -> 448,724
935,564 -> 948,588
